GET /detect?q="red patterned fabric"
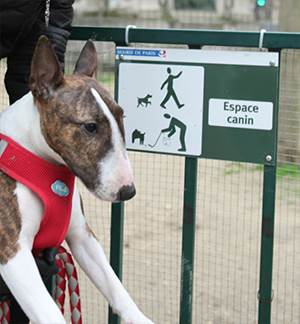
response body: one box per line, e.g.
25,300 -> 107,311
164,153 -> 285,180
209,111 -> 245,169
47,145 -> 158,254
0,302 -> 10,324
0,248 -> 82,324
0,133 -> 75,256
55,247 -> 82,324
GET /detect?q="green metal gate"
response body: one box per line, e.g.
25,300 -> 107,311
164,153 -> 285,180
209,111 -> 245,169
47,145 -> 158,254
67,27 -> 300,324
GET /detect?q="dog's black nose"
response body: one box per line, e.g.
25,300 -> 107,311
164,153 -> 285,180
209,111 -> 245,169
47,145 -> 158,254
118,184 -> 136,201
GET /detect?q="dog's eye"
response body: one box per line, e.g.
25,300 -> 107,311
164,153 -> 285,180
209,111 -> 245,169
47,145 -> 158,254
84,123 -> 97,133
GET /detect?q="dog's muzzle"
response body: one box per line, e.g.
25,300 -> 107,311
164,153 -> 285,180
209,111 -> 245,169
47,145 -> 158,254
117,184 -> 136,201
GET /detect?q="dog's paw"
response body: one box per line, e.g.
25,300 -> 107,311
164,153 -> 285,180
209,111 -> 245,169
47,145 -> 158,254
122,311 -> 155,324
123,318 -> 154,324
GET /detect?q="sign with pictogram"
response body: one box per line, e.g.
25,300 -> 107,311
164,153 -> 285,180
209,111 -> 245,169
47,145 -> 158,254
115,47 -> 279,164
117,62 -> 204,156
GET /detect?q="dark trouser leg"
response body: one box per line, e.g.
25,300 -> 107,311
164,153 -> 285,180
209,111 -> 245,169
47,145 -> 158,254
10,299 -> 29,324
4,1 -> 73,105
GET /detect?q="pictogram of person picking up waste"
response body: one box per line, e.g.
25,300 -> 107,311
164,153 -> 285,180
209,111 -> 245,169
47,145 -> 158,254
160,67 -> 185,109
149,114 -> 187,152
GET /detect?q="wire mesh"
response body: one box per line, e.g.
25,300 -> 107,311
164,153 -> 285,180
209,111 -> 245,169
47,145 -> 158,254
194,160 -> 263,323
122,152 -> 185,323
0,59 -> 9,110
273,49 -> 300,324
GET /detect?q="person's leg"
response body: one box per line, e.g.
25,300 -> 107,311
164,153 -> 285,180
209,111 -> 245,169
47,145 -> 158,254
178,125 -> 187,151
171,90 -> 184,109
4,0 -> 73,105
10,299 -> 30,324
160,92 -> 171,108
5,39 -> 35,105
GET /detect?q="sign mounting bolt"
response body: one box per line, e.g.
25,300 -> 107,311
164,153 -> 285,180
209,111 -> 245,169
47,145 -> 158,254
269,60 -> 275,67
266,155 -> 272,162
119,54 -> 124,60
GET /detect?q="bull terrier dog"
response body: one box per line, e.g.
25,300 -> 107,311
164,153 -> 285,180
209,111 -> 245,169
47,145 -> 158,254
0,36 -> 154,324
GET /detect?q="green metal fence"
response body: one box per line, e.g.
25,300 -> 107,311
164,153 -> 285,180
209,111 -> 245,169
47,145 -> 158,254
1,27 -> 299,324
68,27 -> 298,324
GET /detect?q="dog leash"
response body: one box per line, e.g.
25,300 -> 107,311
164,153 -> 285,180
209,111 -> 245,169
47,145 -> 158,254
0,247 -> 82,324
0,302 -> 10,324
55,247 -> 82,324
45,0 -> 50,28
148,131 -> 162,148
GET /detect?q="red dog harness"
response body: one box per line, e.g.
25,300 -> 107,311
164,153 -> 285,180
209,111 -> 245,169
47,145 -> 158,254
0,133 -> 75,256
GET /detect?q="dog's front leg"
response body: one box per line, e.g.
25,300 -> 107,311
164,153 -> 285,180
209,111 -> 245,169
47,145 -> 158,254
0,247 -> 66,324
67,191 -> 154,324
67,231 -> 154,324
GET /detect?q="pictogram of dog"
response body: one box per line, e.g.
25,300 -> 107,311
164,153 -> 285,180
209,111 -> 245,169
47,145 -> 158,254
132,129 -> 145,145
137,94 -> 152,107
0,36 -> 154,324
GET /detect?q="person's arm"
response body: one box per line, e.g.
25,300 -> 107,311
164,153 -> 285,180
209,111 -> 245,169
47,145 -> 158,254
174,71 -> 183,78
160,78 -> 168,90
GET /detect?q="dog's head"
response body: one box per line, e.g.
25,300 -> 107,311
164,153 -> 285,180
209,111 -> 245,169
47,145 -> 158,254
29,36 -> 135,202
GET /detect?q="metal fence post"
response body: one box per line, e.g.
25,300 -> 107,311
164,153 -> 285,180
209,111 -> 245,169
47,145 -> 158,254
258,165 -> 277,324
108,48 -> 127,324
258,48 -> 279,324
180,157 -> 198,324
108,202 -> 124,324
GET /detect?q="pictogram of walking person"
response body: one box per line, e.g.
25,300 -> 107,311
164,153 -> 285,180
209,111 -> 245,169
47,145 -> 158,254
162,114 -> 186,152
160,67 -> 185,109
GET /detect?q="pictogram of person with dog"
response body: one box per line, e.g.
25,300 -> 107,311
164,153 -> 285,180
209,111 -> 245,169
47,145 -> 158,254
133,66 -> 187,152
161,114 -> 186,152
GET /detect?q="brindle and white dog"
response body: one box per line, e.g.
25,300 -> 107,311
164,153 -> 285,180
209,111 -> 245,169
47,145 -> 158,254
0,36 -> 154,324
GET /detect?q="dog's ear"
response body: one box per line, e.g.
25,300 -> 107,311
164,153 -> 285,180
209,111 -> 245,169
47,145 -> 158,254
73,40 -> 98,78
29,36 -> 64,100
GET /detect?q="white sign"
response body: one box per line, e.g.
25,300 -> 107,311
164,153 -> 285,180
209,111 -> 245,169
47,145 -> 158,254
118,62 -> 204,156
116,47 -> 278,158
208,98 -> 273,130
